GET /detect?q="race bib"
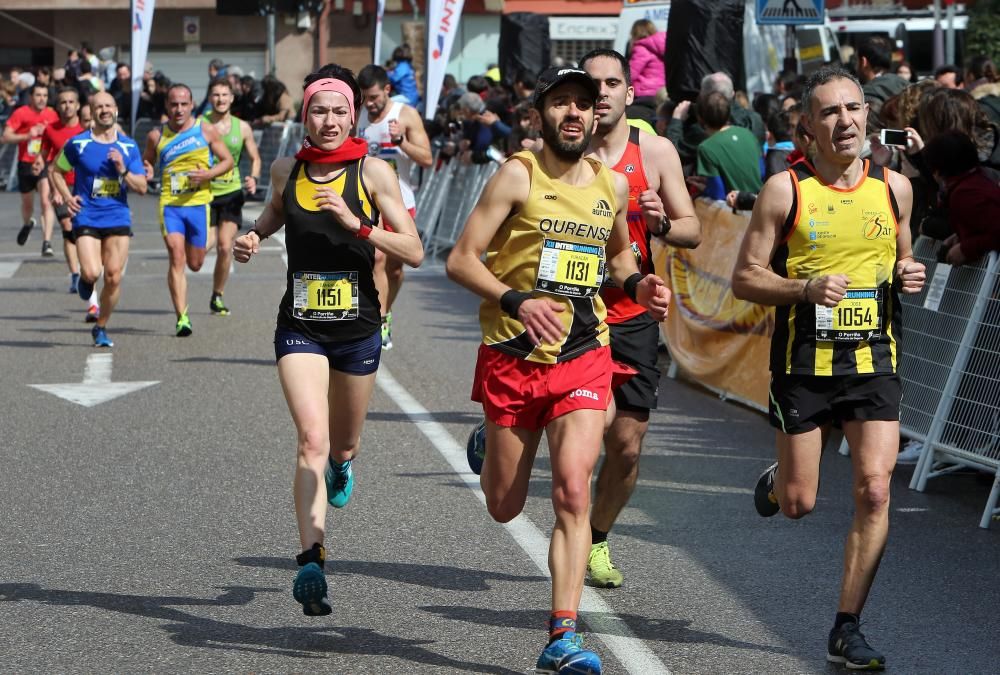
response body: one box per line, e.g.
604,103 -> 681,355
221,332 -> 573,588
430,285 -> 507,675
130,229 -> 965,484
27,139 -> 42,156
535,239 -> 604,298
211,168 -> 234,187
815,288 -> 883,342
91,177 -> 121,199
170,173 -> 196,195
292,271 -> 358,321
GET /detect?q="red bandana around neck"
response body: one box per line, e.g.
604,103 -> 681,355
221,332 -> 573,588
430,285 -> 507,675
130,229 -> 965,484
295,136 -> 369,164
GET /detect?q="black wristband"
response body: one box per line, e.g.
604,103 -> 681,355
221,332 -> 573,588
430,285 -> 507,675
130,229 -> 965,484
249,227 -> 267,241
499,290 -> 531,318
623,273 -> 644,302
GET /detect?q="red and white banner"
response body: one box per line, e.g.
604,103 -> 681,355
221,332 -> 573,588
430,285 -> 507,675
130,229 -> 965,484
373,0 -> 386,65
130,0 -> 155,133
424,0 -> 465,119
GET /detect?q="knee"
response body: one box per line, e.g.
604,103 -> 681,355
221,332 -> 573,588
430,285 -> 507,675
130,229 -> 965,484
296,428 -> 330,461
187,258 -> 204,272
552,476 -> 591,519
779,486 -> 816,520
485,497 -> 522,524
103,268 -> 122,288
854,474 -> 891,514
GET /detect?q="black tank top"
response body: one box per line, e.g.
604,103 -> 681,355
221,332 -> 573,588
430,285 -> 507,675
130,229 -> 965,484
277,158 -> 381,342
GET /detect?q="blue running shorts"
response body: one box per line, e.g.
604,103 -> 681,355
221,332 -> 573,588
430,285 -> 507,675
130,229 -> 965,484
161,203 -> 210,248
274,328 -> 381,375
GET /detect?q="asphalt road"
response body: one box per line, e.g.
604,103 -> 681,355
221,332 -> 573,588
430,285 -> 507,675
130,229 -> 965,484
0,191 -> 997,674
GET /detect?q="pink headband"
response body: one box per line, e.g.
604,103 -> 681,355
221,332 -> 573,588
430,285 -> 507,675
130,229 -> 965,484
301,78 -> 356,124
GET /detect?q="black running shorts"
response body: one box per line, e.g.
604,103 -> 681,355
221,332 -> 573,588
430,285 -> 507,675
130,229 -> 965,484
609,314 -> 661,413
75,225 -> 132,239
17,161 -> 46,194
210,189 -> 245,228
768,372 -> 902,434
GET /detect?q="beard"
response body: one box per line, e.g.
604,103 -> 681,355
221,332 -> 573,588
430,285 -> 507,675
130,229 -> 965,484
540,120 -> 592,162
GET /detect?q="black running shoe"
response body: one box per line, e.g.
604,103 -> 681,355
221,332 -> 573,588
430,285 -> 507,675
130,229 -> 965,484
754,462 -> 780,517
16,218 -> 35,246
827,622 -> 885,670
41,240 -> 54,257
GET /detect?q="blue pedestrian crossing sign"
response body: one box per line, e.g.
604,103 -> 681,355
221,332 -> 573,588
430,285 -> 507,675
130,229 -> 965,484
756,0 -> 824,25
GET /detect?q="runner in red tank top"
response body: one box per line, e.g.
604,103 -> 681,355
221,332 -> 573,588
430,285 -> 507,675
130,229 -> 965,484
582,49 -> 702,588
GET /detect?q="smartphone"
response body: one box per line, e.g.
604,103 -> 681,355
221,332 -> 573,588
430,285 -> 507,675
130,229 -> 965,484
880,128 -> 909,147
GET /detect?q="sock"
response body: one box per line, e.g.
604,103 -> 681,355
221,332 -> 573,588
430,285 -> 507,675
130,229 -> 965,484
295,542 -> 326,569
591,526 -> 608,545
89,290 -> 98,306
548,610 -> 577,643
835,612 -> 859,629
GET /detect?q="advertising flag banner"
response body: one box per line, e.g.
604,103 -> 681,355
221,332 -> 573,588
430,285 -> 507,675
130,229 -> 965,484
131,0 -> 156,133
424,0 -> 465,119
373,0 -> 386,64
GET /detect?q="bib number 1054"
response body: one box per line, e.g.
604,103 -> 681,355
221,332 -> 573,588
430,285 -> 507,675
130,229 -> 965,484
835,305 -> 873,327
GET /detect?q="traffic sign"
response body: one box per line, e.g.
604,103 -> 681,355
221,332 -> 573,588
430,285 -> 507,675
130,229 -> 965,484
756,0 -> 824,25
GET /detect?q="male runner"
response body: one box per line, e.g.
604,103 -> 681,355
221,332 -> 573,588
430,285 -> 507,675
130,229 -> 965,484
202,77 -> 261,316
731,66 -> 926,670
142,84 -> 233,336
2,82 -> 57,255
50,92 -> 147,348
447,67 -> 670,674
357,64 -> 433,349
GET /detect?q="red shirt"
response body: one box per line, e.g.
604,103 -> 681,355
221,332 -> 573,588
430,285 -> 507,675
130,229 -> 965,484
42,120 -> 84,186
946,168 -> 1000,263
601,126 -> 654,324
5,105 -> 58,163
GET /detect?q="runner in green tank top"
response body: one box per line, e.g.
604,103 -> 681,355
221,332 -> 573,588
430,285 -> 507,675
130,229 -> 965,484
203,77 -> 261,315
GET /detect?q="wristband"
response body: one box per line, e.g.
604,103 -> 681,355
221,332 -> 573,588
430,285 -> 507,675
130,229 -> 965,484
249,227 -> 267,241
355,221 -> 373,239
391,135 -> 404,146
499,290 -> 532,318
623,273 -> 644,302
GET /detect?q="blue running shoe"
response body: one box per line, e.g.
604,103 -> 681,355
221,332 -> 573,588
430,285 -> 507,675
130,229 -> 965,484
69,273 -> 80,294
292,562 -> 332,616
324,458 -> 354,508
78,276 -> 94,302
536,632 -> 602,674
92,325 -> 113,348
467,419 -> 486,475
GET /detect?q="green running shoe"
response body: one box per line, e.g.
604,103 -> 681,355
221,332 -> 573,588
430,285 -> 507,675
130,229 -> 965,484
587,541 -> 623,589
176,312 -> 193,337
209,293 -> 230,316
325,458 -> 354,508
380,313 -> 393,351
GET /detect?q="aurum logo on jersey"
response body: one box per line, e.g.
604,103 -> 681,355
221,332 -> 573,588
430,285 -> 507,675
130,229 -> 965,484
592,199 -> 613,218
862,211 -> 893,240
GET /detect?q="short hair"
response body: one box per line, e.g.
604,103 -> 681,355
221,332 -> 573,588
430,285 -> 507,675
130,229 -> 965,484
209,77 -> 233,93
458,92 -> 486,114
697,91 -> 730,129
209,58 -> 225,71
700,72 -> 734,101
466,75 -> 490,94
357,64 -> 389,90
966,55 -> 998,83
934,64 -> 963,85
303,63 -> 361,113
923,130 -> 980,177
56,86 -> 79,100
801,65 -> 863,115
392,44 -> 412,63
29,82 -> 49,95
858,36 -> 894,72
767,109 -> 797,143
167,83 -> 194,100
579,48 -> 632,87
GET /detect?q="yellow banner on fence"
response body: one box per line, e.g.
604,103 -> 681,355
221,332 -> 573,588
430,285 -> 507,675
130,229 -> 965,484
653,199 -> 774,411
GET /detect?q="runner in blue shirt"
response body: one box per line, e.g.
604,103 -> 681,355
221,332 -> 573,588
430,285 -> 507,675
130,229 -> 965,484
50,92 -> 147,348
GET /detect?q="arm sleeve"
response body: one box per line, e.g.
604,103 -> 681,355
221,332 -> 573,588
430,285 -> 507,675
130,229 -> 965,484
55,147 -> 73,172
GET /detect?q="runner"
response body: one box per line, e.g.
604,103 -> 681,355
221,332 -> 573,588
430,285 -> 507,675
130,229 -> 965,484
142,83 -> 234,336
202,77 -> 261,316
731,66 -> 926,670
232,64 -> 423,616
49,92 -> 147,348
36,87 -> 100,320
2,82 -> 58,255
580,48 -> 701,589
357,64 -> 433,350
446,67 -> 671,674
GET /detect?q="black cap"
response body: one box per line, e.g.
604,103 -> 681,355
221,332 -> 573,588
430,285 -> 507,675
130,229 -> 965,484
533,66 -> 599,109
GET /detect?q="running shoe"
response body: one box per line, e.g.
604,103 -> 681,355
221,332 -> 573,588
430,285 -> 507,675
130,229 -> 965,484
91,325 -> 113,348
466,419 -> 486,475
175,313 -> 193,337
324,458 -> 354,508
827,621 -> 886,670
380,313 -> 393,350
292,562 -> 332,617
209,293 -> 230,316
536,632 -> 602,674
78,276 -> 94,302
587,541 -> 623,589
85,305 -> 100,323
69,272 -> 80,294
16,218 -> 35,246
754,462 -> 780,517
41,240 -> 54,257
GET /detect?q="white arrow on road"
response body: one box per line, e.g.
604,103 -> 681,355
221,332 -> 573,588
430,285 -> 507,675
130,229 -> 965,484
29,353 -> 159,407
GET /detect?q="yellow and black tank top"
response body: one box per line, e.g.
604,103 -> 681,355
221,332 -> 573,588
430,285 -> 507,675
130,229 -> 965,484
277,158 -> 381,342
156,121 -> 214,206
771,160 -> 902,376
480,150 -> 616,364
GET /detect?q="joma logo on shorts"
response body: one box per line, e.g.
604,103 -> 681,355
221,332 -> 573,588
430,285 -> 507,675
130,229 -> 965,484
570,388 -> 599,401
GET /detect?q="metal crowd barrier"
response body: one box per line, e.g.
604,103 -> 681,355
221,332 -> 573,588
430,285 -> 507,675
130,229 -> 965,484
417,159 -> 498,261
897,236 -> 1000,528
262,122 -> 303,205
1,115 -> 18,191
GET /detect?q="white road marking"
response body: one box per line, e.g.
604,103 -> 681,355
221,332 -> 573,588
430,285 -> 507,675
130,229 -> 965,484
30,353 -> 159,407
376,368 -> 671,675
0,261 -> 22,278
